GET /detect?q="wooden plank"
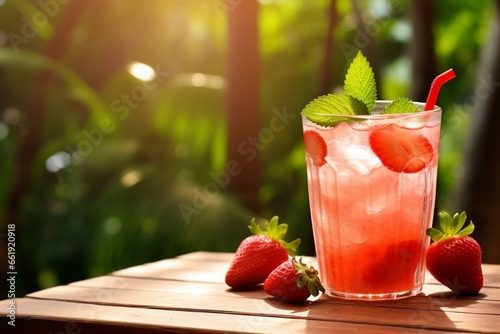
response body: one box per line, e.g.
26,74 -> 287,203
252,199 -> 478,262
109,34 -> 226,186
25,285 -> 500,333
71,276 -> 265,299
0,298 -> 459,334
111,258 -> 229,283
176,252 -> 318,265
114,252 -> 500,288
175,251 -> 235,261
109,254 -> 317,283
70,274 -> 500,303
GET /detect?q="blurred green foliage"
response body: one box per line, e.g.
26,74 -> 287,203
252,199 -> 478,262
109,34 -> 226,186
0,0 -> 491,295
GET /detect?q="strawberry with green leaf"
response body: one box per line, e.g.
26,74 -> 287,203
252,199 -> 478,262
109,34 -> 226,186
426,211 -> 483,296
264,257 -> 324,303
225,216 -> 300,289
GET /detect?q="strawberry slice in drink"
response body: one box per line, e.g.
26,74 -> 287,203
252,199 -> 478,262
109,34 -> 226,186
368,124 -> 434,173
303,130 -> 327,167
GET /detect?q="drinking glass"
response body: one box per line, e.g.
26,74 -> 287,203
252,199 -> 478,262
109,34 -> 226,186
302,101 -> 442,300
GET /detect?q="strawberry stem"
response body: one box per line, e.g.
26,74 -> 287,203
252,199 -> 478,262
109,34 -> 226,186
426,211 -> 475,242
248,216 -> 301,256
293,257 -> 325,297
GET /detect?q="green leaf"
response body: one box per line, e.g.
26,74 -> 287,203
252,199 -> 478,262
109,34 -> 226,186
297,274 -> 308,288
428,211 -> 475,242
308,280 -> 320,296
344,51 -> 377,111
426,227 -> 444,242
248,217 -> 265,235
267,216 -> 280,237
452,211 -> 468,233
284,238 -> 301,256
300,93 -> 369,127
457,222 -> 475,236
292,258 -> 325,297
382,97 -> 419,114
438,211 -> 454,236
247,216 -> 300,256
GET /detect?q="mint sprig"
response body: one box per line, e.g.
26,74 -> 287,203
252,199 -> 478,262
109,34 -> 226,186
301,50 -> 419,126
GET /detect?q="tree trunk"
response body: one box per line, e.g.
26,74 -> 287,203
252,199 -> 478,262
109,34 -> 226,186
409,0 -> 437,102
350,0 -> 380,90
318,0 -> 337,95
454,0 -> 500,264
225,0 -> 261,213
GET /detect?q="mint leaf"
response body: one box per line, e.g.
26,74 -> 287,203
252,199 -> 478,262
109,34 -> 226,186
344,51 -> 377,112
301,93 -> 369,127
383,97 -> 419,114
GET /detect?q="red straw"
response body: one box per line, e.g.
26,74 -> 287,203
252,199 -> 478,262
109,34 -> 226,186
424,69 -> 456,110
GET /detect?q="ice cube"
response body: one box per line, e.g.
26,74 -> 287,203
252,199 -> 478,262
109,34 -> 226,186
326,123 -> 381,175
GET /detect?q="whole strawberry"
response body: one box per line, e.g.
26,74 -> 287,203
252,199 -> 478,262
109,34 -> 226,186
426,211 -> 483,296
264,257 -> 324,303
225,216 -> 300,289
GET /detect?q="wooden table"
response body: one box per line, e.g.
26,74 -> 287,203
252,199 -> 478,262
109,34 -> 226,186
1,251 -> 499,333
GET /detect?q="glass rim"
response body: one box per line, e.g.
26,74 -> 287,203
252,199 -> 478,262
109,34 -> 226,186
302,100 -> 442,121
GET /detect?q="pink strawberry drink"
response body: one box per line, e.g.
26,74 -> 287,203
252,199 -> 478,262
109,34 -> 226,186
303,101 -> 442,300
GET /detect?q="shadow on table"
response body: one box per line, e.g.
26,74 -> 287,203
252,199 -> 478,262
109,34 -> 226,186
426,290 -> 487,304
261,291 -> 472,333
321,295 -> 458,332
224,285 -> 275,301
263,298 -> 312,312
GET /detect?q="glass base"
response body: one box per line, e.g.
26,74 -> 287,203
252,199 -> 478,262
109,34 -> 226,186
325,285 -> 423,301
